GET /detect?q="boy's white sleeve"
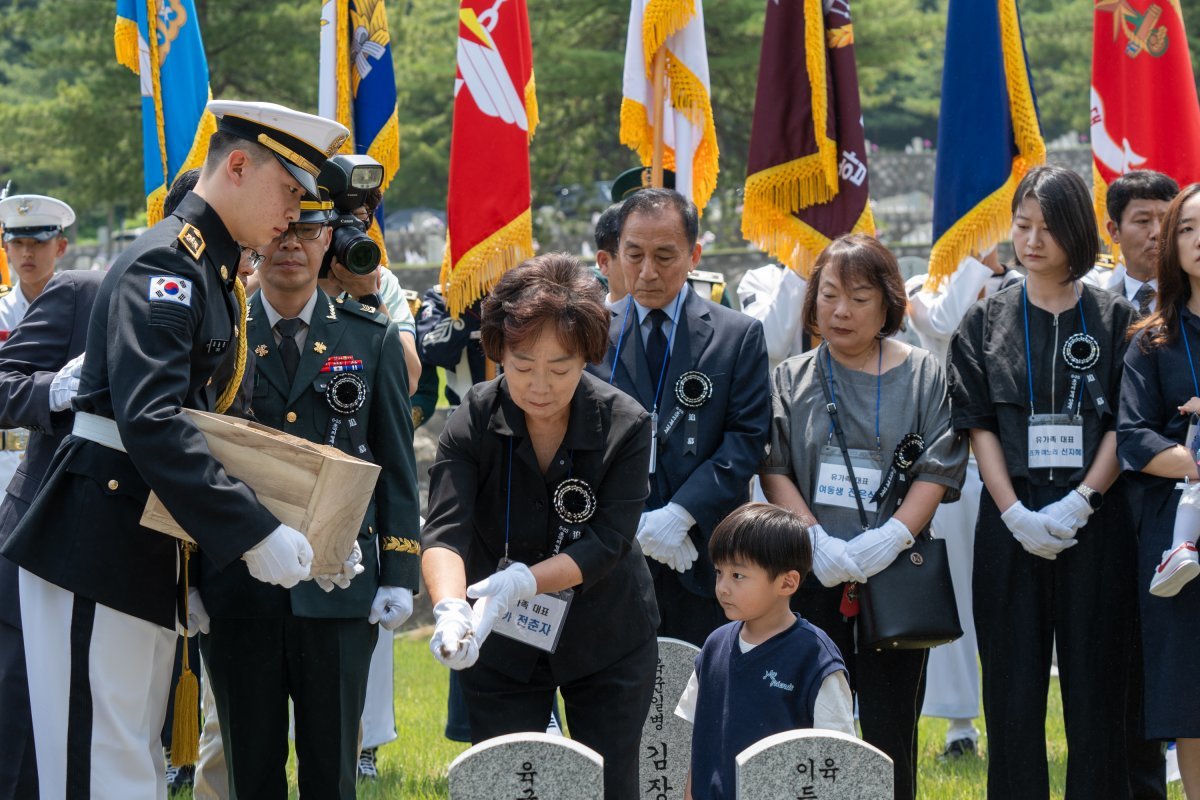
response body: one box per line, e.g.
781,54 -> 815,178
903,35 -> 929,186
813,671 -> 856,737
674,670 -> 700,723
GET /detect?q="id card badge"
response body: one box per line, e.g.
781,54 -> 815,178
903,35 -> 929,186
1027,413 -> 1084,469
814,446 -> 883,512
491,558 -> 574,653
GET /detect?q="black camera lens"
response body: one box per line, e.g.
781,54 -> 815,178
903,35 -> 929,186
330,225 -> 381,275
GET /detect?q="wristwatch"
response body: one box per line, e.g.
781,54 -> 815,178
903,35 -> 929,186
1074,483 -> 1103,511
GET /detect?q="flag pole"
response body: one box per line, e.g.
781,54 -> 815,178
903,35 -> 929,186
650,47 -> 667,188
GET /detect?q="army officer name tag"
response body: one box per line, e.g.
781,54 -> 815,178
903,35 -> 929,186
814,446 -> 882,511
1027,413 -> 1084,469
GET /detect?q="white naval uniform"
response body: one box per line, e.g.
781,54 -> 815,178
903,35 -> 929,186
736,264 -> 808,371
0,285 -> 34,489
905,258 -> 996,722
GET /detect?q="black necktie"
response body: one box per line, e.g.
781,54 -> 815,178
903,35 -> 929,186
1133,283 -> 1155,319
275,317 -> 303,385
645,309 -> 669,390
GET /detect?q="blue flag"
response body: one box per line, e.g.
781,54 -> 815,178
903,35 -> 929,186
115,0 -> 214,223
928,0 -> 1046,285
319,0 -> 401,264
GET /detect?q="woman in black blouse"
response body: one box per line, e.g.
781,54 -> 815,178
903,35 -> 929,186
421,254 -> 658,799
948,165 -> 1137,799
1117,183 -> 1200,798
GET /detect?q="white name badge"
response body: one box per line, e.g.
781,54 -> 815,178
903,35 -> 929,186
493,590 -> 574,653
1027,415 -> 1084,469
815,459 -> 882,510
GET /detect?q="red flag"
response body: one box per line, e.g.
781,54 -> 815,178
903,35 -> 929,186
1092,0 -> 1200,236
440,0 -> 538,316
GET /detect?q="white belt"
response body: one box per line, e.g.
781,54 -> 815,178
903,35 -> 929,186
72,412 -> 126,453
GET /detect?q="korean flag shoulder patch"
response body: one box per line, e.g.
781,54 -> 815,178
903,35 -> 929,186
148,275 -> 193,307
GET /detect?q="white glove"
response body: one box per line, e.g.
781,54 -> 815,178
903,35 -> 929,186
809,524 -> 869,587
466,561 -> 538,645
430,598 -> 479,670
314,540 -> 365,592
661,538 -> 699,572
845,518 -> 915,579
185,587 -> 210,637
49,353 -> 85,412
637,503 -> 696,568
1001,501 -> 1078,560
369,586 -> 414,631
242,524 -> 313,588
1037,491 -> 1093,539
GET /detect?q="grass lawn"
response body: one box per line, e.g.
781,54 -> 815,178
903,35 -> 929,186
172,630 -> 1185,799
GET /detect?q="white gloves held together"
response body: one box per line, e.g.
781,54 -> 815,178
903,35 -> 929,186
1001,500 -> 1079,560
809,518 -> 914,587
429,562 -> 539,670
637,503 -> 698,572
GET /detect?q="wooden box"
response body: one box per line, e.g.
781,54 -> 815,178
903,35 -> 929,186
140,409 -> 381,575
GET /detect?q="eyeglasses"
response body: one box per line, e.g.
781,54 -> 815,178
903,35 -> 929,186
275,222 -> 326,242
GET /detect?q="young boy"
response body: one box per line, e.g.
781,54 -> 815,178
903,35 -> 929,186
675,503 -> 854,800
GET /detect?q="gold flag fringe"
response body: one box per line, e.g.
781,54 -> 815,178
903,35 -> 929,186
1093,160 -> 1120,260
641,0 -> 696,73
114,16 -> 140,73
367,215 -> 389,268
925,0 -> 1046,288
366,109 -> 401,192
439,209 -> 534,318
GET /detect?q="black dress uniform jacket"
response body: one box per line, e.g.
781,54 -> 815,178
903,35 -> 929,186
586,288 -> 771,597
1,193 -> 277,630
423,372 -> 659,683
197,289 -> 421,619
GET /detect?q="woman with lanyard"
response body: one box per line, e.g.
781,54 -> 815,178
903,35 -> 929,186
1117,183 -> 1200,798
948,165 -> 1137,799
760,234 -> 966,800
422,254 -> 659,799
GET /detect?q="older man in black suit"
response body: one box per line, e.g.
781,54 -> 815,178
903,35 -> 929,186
588,189 -> 771,646
0,268 -> 103,797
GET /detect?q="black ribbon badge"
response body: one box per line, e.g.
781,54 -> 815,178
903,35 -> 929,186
874,433 -> 925,507
1061,333 -> 1108,417
323,372 -> 371,458
661,371 -> 712,456
553,478 -> 597,524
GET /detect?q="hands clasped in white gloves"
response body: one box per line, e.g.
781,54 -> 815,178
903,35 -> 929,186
1037,491 -> 1093,539
845,518 -> 915,579
314,540 -> 365,592
1001,501 -> 1077,560
430,598 -> 479,670
467,561 -> 538,644
243,523 -> 313,588
809,524 -> 869,587
49,353 -> 85,412
183,587 -> 210,637
369,586 -> 414,631
636,502 -> 698,572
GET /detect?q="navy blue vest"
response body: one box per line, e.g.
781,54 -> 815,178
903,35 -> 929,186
690,615 -> 846,800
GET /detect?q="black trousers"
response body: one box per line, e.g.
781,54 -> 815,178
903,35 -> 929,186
458,636 -> 658,800
200,615 -> 376,800
793,582 -> 927,800
0,555 -> 36,797
974,482 -> 1135,800
652,567 -> 726,648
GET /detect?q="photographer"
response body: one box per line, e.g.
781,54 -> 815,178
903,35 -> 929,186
194,184 -> 422,800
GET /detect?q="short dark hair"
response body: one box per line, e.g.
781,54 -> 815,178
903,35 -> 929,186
481,253 -> 610,364
362,187 -> 383,216
202,130 -> 272,176
594,203 -> 623,255
1106,170 -> 1179,225
163,168 -> 201,217
617,188 -> 699,248
1012,165 -> 1098,281
709,503 -> 812,580
802,234 -> 908,338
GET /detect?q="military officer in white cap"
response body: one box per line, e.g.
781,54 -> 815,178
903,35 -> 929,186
0,195 -> 75,494
1,101 -> 351,800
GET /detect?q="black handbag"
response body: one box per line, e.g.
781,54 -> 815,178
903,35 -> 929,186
816,347 -> 963,651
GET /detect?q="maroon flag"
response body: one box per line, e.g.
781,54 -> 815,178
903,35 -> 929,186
741,0 -> 874,274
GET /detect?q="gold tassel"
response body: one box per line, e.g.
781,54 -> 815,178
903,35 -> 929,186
170,543 -> 199,766
114,16 -> 140,74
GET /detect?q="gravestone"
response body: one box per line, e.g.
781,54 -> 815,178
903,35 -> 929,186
735,729 -> 893,799
448,732 -> 603,800
639,637 -> 700,799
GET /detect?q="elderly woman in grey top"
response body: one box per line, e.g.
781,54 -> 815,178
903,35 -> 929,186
760,234 -> 967,800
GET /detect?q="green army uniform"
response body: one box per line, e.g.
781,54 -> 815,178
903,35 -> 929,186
197,288 -> 421,800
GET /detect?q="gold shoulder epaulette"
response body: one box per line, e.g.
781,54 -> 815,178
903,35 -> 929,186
178,223 -> 206,260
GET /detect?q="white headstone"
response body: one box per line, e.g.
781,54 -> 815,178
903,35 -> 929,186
448,732 -> 603,800
639,637 -> 700,799
735,729 -> 893,799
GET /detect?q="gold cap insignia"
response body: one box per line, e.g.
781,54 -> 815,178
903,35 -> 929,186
326,133 -> 348,157
16,201 -> 31,216
178,223 -> 206,260
254,344 -> 269,357
314,341 -> 327,354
